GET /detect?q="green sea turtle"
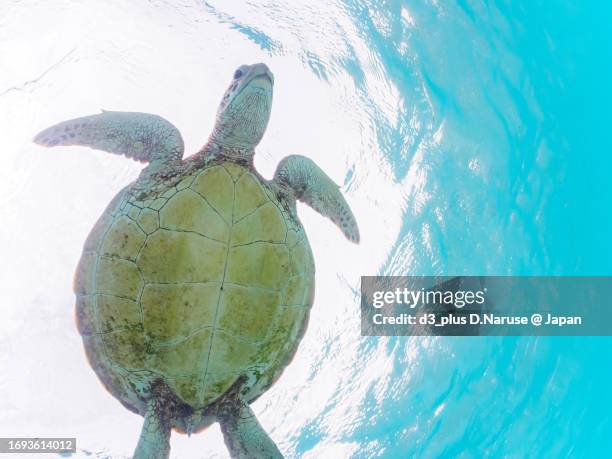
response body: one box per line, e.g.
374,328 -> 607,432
34,63 -> 359,458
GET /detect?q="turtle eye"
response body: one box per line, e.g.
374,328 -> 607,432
233,69 -> 243,79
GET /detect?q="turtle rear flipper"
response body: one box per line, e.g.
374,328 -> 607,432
33,111 -> 184,168
133,396 -> 172,459
218,398 -> 283,459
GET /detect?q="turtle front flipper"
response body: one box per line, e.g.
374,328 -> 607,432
33,111 -> 184,168
274,154 -> 360,243
218,398 -> 283,459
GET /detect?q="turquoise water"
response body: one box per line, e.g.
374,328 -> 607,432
1,0 -> 611,457
346,1 -> 612,457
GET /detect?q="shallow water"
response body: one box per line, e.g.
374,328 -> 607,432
1,1 -> 611,457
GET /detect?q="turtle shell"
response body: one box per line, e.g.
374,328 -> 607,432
75,160 -> 314,423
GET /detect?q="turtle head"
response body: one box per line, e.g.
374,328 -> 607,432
210,63 -> 274,155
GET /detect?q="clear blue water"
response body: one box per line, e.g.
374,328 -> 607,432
1,1 -> 611,457
360,2 -> 612,457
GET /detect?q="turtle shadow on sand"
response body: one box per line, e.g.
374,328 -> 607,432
34,63 -> 359,459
